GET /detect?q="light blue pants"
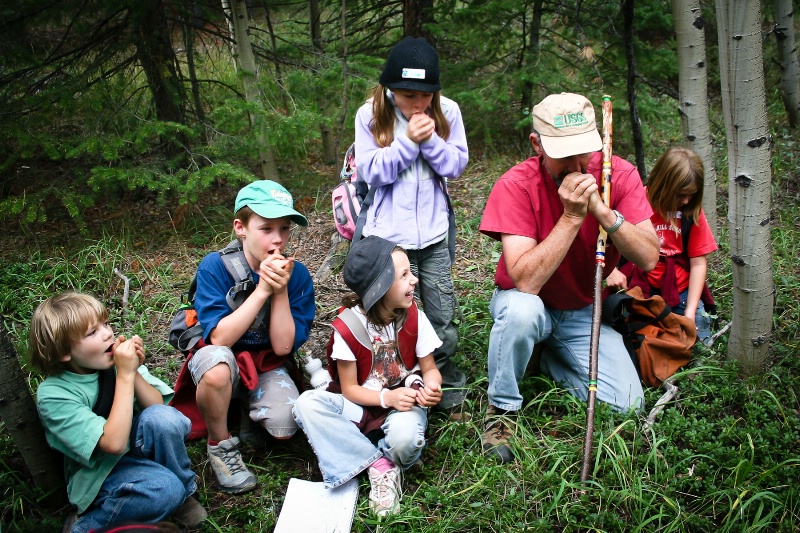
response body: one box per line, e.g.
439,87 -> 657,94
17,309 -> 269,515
73,404 -> 196,533
487,289 -> 644,413
292,389 -> 428,488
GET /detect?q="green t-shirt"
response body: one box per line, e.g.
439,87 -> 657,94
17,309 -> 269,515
36,366 -> 173,514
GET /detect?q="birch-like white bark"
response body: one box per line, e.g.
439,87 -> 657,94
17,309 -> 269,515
672,0 -> 717,238
229,0 -> 278,179
716,0 -> 774,373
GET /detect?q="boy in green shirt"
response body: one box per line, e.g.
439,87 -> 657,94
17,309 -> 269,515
31,292 -> 205,532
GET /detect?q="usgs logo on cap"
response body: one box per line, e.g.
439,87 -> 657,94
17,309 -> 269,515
553,112 -> 589,129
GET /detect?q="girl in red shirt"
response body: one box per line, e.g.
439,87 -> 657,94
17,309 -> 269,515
607,147 -> 717,342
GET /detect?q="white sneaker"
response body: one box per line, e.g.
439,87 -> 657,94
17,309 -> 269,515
207,436 -> 257,494
368,464 -> 402,516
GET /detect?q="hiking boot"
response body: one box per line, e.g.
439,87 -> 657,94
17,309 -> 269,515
368,464 -> 402,517
172,494 -> 208,527
207,436 -> 257,494
481,406 -> 515,464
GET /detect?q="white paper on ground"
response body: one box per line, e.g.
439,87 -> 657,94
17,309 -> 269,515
274,477 -> 359,533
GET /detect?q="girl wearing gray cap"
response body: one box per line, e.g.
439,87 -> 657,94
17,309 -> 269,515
353,36 -> 469,412
293,236 -> 443,517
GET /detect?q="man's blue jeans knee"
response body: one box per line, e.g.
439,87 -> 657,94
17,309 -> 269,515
487,289 -> 644,413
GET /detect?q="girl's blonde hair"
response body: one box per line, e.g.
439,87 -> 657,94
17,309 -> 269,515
369,85 -> 451,148
342,246 -> 409,328
29,292 -> 109,376
647,146 -> 705,228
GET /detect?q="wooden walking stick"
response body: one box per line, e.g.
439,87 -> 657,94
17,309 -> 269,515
580,95 -> 613,483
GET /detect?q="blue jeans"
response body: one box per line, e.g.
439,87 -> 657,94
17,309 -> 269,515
72,404 -> 196,533
487,289 -> 644,413
292,389 -> 428,488
406,238 -> 467,409
666,289 -> 712,342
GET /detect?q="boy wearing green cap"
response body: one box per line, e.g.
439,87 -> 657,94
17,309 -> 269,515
171,180 -> 315,494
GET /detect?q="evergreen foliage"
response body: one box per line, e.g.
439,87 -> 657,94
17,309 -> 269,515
0,2 -> 798,529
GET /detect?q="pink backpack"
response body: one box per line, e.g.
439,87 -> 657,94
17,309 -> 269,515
331,144 -> 374,241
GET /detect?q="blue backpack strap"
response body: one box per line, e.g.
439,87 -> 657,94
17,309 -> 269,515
218,241 -> 269,328
439,177 -> 456,265
352,186 -> 377,243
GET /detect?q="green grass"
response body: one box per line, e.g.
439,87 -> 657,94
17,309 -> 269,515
2,147 -> 800,533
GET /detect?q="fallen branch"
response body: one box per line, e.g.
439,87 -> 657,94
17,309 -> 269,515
703,321 -> 732,348
643,378 -> 678,431
113,268 -> 130,320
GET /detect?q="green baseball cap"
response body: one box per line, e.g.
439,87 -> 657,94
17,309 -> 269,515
234,180 -> 308,226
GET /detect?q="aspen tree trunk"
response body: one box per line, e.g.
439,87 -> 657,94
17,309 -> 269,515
230,0 -> 279,179
0,321 -> 65,504
672,0 -> 717,238
774,0 -> 800,127
220,0 -> 238,71
716,0 -> 774,373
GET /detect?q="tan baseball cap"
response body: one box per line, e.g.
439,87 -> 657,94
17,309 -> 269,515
532,93 -> 602,159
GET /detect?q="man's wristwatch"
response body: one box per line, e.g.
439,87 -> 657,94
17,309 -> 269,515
605,210 -> 624,234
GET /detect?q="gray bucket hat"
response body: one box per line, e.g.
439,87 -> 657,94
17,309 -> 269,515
343,236 -> 398,313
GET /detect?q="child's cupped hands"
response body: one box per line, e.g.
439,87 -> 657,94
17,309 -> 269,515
415,382 -> 442,408
259,250 -> 295,295
113,334 -> 145,372
386,387 -> 418,412
406,113 -> 435,144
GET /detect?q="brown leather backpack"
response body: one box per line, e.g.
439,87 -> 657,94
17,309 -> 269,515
603,286 -> 697,387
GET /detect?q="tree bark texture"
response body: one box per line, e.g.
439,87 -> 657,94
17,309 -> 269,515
521,0 -> 545,143
623,0 -> 647,179
130,0 -> 186,126
672,0 -> 717,238
230,0 -> 279,179
403,0 -> 434,42
716,0 -> 774,373
336,0 -> 349,154
311,0 -> 336,164
774,0 -> 800,127
0,320 -> 65,503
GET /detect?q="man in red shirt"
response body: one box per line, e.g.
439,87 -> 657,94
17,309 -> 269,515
478,93 -> 660,463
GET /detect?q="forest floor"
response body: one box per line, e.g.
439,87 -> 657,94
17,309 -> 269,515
2,152 -> 797,532
0,154 -> 515,531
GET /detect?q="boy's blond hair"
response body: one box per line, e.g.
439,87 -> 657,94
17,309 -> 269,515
29,292 -> 108,376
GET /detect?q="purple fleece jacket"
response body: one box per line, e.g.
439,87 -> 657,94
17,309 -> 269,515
354,90 -> 468,249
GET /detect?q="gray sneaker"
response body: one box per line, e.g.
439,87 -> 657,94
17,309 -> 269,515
207,436 -> 257,494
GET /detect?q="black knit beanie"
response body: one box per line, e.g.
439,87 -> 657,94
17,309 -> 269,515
379,36 -> 441,92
